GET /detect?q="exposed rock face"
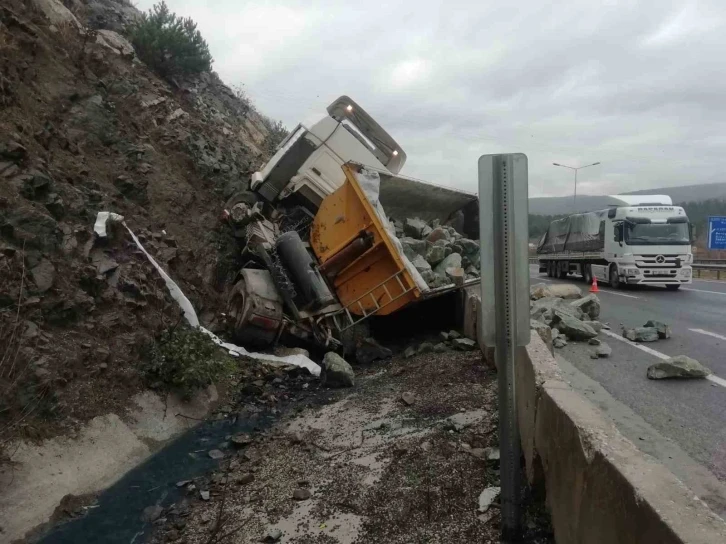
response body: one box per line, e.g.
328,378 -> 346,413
647,356 -> 710,379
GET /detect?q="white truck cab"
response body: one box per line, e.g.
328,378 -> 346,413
251,95 -> 406,210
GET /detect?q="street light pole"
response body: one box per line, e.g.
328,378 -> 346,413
552,161 -> 601,210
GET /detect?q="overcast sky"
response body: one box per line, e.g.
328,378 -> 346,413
137,0 -> 726,197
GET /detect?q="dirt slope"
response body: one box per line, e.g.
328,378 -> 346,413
0,0 -> 280,447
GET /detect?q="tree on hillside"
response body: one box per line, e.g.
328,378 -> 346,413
130,1 -> 212,80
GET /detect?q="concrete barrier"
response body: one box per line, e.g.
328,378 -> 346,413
462,288 -> 726,543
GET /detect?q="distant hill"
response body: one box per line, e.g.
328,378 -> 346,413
529,182 -> 726,215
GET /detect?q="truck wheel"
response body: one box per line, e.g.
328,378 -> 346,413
666,284 -> 681,291
583,263 -> 592,284
340,321 -> 371,357
609,265 -> 620,288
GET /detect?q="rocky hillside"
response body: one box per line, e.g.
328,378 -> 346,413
0,0 -> 283,446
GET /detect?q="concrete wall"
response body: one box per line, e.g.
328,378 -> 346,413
462,289 -> 726,543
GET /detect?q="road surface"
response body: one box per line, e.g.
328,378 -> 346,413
530,264 -> 726,516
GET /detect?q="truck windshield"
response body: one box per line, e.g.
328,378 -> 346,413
625,222 -> 690,245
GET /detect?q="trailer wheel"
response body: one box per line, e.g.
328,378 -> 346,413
582,263 -> 592,284
609,264 -> 621,288
557,262 -> 568,279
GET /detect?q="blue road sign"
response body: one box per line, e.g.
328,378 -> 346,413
708,216 -> 726,250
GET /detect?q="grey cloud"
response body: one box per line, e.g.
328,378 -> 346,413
139,0 -> 726,197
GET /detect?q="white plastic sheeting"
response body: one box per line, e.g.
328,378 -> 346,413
354,168 -> 430,293
93,212 -> 321,376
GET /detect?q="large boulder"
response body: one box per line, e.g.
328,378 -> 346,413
530,297 -> 583,326
647,356 -> 710,379
623,327 -> 659,343
644,320 -> 671,339
544,283 -> 582,300
433,253 -> 462,277
552,312 -> 597,340
583,320 -> 603,333
570,293 -> 601,320
32,0 -> 81,27
322,353 -> 355,387
355,338 -> 392,365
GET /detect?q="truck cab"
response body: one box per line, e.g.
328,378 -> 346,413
604,200 -> 693,288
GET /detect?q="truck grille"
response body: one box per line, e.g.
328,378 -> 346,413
635,255 -> 684,268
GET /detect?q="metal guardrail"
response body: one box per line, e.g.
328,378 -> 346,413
693,263 -> 726,280
694,259 -> 726,265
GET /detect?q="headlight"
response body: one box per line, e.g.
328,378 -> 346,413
625,268 -> 639,275
680,268 -> 691,277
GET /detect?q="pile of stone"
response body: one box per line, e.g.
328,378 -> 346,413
529,283 -> 611,358
394,217 -> 480,289
403,330 -> 477,358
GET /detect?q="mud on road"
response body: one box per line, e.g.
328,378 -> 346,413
145,349 -> 553,544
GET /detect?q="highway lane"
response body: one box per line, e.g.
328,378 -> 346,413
530,265 -> 726,504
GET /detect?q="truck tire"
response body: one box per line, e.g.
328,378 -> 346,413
340,321 -> 371,357
557,262 -> 568,279
666,284 -> 681,291
609,264 -> 621,288
582,263 -> 592,284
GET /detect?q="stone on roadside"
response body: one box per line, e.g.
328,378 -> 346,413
552,312 -> 597,340
433,342 -> 449,353
208,449 -> 224,460
583,320 -> 603,333
323,352 -> 355,387
570,293 -> 601,319
553,337 -> 567,349
263,528 -> 283,543
644,320 -> 671,339
478,487 -> 501,513
623,327 -> 659,343
418,342 -> 435,354
647,355 -> 710,379
200,490 -> 210,501
356,337 -> 392,364
439,331 -> 450,342
530,320 -> 553,347
594,343 -> 612,358
448,330 -> 461,340
588,338 -> 601,346
403,346 -> 417,359
452,338 -> 477,351
292,488 -> 311,501
401,392 -> 415,405
530,283 -> 549,300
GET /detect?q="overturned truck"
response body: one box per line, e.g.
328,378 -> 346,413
226,96 -> 480,353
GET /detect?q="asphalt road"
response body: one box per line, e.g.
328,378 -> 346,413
530,265 -> 726,513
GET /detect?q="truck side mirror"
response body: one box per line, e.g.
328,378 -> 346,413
689,224 -> 695,243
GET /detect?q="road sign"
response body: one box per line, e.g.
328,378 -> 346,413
478,153 -> 529,541
708,216 -> 726,250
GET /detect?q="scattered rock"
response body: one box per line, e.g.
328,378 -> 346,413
433,342 -> 449,353
231,434 -> 252,448
403,346 -> 417,359
439,331 -> 450,342
478,487 -> 500,513
401,392 -> 415,406
356,337 -> 392,364
552,312 -> 597,340
530,320 -> 552,347
485,447 -> 500,462
644,320 -> 671,339
292,488 -> 311,501
583,320 -> 603,333
208,449 -> 225,460
623,327 -> 659,343
448,330 -> 461,340
262,528 -> 283,542
200,490 -> 210,501
452,338 -> 477,351
553,337 -> 567,349
593,340 -> 612,356
322,352 -> 355,387
142,505 -> 163,523
588,338 -> 600,346
647,356 -> 711,379
570,293 -> 601,319
236,473 -> 255,485
417,342 -> 435,354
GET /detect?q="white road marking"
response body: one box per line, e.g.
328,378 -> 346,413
601,329 -> 726,389
689,328 -> 726,342
529,277 -> 641,299
681,287 -> 726,296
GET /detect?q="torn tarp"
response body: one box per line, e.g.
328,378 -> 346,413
94,212 -> 321,376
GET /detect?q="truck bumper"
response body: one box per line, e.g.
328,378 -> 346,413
623,266 -> 693,285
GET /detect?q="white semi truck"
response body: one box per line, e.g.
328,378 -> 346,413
536,195 -> 693,290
